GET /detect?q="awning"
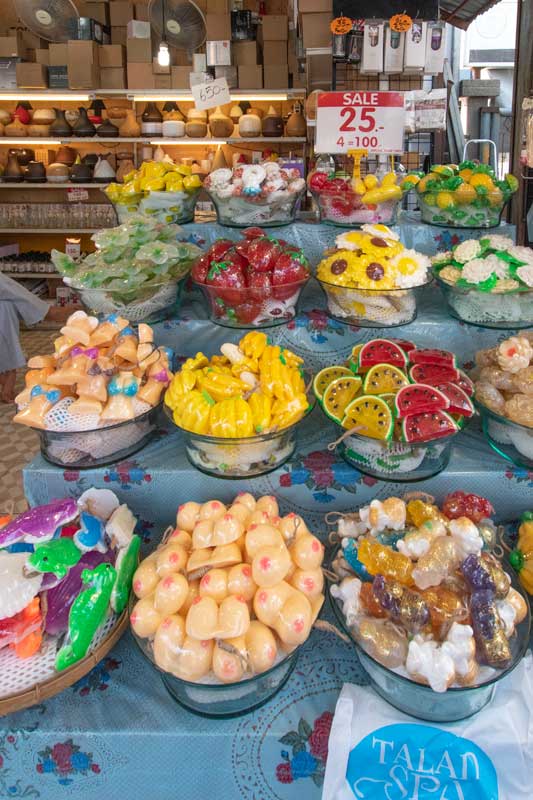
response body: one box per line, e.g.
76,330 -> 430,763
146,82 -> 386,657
440,0 -> 503,29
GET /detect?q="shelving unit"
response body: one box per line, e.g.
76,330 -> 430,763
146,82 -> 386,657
0,228 -> 101,233
0,183 -> 106,189
1,271 -> 58,278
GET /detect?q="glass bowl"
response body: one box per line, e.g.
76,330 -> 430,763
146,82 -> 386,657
193,277 -> 309,328
76,279 -> 184,325
205,187 -> 304,228
476,401 -> 533,469
335,428 -> 459,482
133,629 -> 301,718
165,393 -> 315,478
316,277 -> 430,327
311,189 -> 400,227
138,189 -> 200,225
417,193 -> 507,229
112,198 -> 142,224
33,404 -> 163,469
329,568 -> 531,722
435,276 -> 533,329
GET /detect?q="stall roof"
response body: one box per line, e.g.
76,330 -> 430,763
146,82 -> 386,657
440,0 -> 501,29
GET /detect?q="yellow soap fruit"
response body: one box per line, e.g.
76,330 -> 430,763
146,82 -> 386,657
182,352 -> 209,371
174,390 -> 214,434
175,164 -> 193,176
487,187 -> 503,207
417,173 -> 441,193
210,397 -> 254,438
362,185 -> 402,205
248,392 -> 272,433
143,162 -> 168,179
458,168 -> 473,181
432,165 -> 454,178
271,393 -> 309,429
380,171 -> 398,187
352,177 -> 367,195
141,177 -> 166,192
239,331 -> 269,360
122,180 -> 142,196
197,370 -> 249,403
165,370 -> 197,408
165,173 -> 184,191
453,182 -> 477,205
423,193 -> 437,206
363,173 -> 378,190
123,169 -> 137,184
469,173 -> 495,190
436,191 -> 456,209
183,174 -> 202,193
104,183 -> 122,202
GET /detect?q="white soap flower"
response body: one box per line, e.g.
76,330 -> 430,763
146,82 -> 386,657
508,245 -> 533,266
453,239 -> 482,264
516,264 -> 533,288
486,235 -> 514,251
461,258 -> 494,284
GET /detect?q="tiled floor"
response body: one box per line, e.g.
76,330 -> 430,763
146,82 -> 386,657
0,329 -> 56,513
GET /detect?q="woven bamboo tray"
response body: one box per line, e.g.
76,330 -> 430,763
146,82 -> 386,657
0,610 -> 128,716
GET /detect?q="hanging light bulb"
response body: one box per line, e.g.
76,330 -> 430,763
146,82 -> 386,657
157,41 -> 170,67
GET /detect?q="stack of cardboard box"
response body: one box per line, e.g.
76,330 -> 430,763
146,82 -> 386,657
100,43 -> 126,89
259,15 -> 288,89
126,19 -> 153,88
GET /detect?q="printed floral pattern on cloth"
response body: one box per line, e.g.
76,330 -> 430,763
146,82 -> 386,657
36,740 -> 100,785
103,460 -> 152,489
73,657 -> 121,696
279,450 -> 377,502
275,712 -> 333,787
287,309 -> 358,344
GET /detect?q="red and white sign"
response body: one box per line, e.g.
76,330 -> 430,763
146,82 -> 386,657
315,91 -> 406,155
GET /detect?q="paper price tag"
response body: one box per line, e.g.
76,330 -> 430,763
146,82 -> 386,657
67,188 -> 89,202
191,77 -> 231,112
315,91 -> 406,154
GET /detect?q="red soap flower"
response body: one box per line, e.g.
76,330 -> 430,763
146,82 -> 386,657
308,711 -> 333,762
276,762 -> 293,784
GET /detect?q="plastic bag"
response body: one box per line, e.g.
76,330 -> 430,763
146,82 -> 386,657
323,653 -> 533,800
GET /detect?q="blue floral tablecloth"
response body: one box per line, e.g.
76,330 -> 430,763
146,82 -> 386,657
11,218 -> 531,800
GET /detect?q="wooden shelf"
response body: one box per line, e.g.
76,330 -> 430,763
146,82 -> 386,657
0,183 -> 106,189
0,228 -> 102,233
0,89 -> 304,99
0,136 -> 307,145
1,271 -> 58,278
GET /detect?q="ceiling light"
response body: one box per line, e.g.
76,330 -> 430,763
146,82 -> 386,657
157,41 -> 170,67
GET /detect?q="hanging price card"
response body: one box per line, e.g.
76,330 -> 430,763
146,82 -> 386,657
191,77 -> 231,112
315,91 -> 406,154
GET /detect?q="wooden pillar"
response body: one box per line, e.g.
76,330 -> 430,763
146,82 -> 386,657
510,0 -> 533,241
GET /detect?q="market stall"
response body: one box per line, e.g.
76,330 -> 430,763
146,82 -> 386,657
1,0 -> 533,797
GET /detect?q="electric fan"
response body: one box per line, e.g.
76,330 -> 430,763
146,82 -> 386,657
149,0 -> 207,53
13,0 -> 82,42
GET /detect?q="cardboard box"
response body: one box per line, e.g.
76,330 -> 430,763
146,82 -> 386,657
361,21 -> 384,74
206,40 -> 231,66
152,57 -> 170,74
0,34 -> 25,58
298,0 -> 330,10
67,40 -> 100,65
207,0 -> 229,11
111,27 -> 127,46
68,61 -> 99,89
264,0 -> 288,12
48,65 -> 68,88
384,25 -> 404,74
34,48 -> 50,65
0,58 -> 18,89
404,21 -> 427,71
109,1 -> 133,27
16,62 -> 48,88
170,45 -> 190,65
171,66 -> 190,89
86,2 -> 110,25
238,64 -> 262,88
232,40 -> 258,66
263,64 -> 288,88
262,40 -> 286,63
127,20 -> 151,38
261,15 -> 287,41
300,13 -> 331,49
99,44 -> 125,67
100,66 -> 126,88
49,43 -> 69,65
206,14 -> 232,40
425,22 -> 446,75
154,74 -> 172,89
135,3 -> 150,21
242,0 -> 260,10
214,65 -> 237,88
127,61 -> 155,88
126,36 -> 152,62
189,70 -> 211,86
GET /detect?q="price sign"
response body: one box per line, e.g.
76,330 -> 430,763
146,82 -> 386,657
191,77 -> 231,112
67,188 -> 89,202
315,91 -> 406,154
